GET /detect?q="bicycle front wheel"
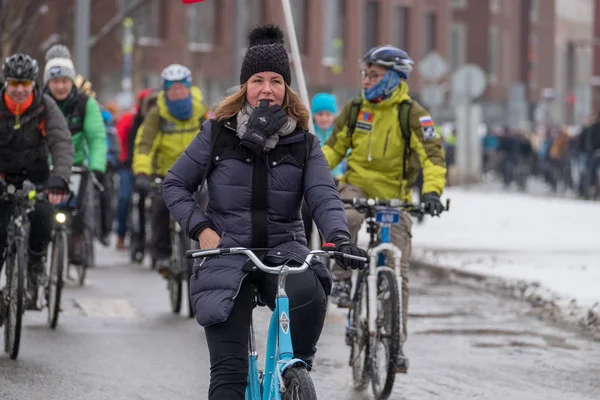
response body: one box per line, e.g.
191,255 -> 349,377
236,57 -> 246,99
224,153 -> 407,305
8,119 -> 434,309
47,230 -> 67,329
168,230 -> 184,314
350,275 -> 370,391
282,366 -> 318,400
4,240 -> 26,360
370,270 -> 400,400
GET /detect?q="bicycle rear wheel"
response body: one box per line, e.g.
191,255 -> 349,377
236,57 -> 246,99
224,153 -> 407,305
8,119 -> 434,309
47,230 -> 67,329
370,270 -> 400,400
168,229 -> 184,314
282,366 -> 318,400
349,275 -> 370,391
4,240 -> 26,360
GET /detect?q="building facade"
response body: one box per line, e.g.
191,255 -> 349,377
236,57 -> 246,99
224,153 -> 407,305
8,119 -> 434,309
32,0 -> 451,107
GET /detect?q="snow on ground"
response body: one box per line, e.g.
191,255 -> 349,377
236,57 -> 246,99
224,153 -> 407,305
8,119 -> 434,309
408,187 -> 600,331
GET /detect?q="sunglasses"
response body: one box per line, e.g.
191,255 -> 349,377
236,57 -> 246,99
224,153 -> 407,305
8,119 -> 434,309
5,79 -> 34,88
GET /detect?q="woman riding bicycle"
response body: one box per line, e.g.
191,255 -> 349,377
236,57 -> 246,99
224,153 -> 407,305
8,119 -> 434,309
162,25 -> 367,399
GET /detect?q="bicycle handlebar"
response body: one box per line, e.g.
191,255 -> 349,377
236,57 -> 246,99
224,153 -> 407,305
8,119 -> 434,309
342,197 -> 451,214
186,247 -> 367,275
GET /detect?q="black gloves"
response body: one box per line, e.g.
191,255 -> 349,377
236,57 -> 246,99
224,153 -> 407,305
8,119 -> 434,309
421,192 -> 444,216
47,175 -> 69,193
91,170 -> 105,185
240,99 -> 288,156
328,232 -> 368,271
135,174 -> 152,194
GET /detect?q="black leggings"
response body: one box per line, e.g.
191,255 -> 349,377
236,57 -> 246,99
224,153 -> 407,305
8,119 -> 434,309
204,268 -> 327,399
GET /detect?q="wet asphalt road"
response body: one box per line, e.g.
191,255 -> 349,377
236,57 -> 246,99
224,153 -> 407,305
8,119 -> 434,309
1,246 -> 599,400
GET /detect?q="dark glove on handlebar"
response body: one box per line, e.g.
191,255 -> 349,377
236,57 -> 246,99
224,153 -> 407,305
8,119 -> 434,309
46,175 -> 69,193
421,192 -> 444,216
135,174 -> 151,194
328,232 -> 367,271
240,100 -> 288,156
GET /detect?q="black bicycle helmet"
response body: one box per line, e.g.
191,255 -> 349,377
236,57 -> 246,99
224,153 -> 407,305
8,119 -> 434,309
361,45 -> 414,79
2,53 -> 39,81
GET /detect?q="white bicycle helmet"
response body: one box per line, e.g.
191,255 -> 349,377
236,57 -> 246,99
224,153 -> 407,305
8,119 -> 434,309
161,64 -> 192,84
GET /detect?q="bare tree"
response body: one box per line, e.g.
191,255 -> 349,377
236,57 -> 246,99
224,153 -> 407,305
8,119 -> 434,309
0,0 -> 49,58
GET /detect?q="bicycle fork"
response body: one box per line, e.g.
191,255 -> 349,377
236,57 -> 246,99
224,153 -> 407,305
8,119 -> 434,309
366,243 -> 403,343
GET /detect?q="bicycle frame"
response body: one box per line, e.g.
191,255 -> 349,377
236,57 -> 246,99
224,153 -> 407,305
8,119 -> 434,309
246,265 -> 307,400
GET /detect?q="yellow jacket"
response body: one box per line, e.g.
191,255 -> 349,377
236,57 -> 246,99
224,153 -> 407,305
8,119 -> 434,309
322,83 -> 446,201
133,86 -> 207,176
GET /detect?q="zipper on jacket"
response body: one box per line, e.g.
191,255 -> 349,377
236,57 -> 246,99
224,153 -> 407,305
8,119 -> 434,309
383,128 -> 391,156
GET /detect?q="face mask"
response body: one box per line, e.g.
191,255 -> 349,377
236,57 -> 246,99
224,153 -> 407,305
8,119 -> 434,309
364,70 -> 401,102
166,96 -> 192,120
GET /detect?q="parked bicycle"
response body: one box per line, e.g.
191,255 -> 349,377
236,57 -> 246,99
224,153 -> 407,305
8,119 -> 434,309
187,246 -> 367,399
342,197 -> 448,400
0,179 -> 45,360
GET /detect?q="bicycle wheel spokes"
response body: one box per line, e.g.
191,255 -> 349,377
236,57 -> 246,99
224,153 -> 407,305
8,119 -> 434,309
47,231 -> 66,329
370,270 -> 400,400
350,278 -> 370,391
4,243 -> 26,360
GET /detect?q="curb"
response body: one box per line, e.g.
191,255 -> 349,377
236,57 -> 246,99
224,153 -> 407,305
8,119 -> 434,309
410,258 -> 600,340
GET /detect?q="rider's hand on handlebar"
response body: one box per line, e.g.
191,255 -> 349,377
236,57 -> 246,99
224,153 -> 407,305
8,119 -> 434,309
328,232 -> 367,271
421,192 -> 444,217
198,228 -> 221,249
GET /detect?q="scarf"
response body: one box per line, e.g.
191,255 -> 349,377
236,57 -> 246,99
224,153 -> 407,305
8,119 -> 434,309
236,103 -> 297,152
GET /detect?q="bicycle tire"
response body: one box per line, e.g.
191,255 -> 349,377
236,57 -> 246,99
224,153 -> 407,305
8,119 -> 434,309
370,270 -> 400,400
4,240 -> 26,360
350,275 -> 370,391
168,229 -> 184,314
78,228 -> 94,286
282,366 -> 318,400
186,237 -> 196,319
48,230 -> 67,329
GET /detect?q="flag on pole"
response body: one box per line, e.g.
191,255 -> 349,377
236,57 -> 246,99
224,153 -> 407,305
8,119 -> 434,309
182,0 -> 206,3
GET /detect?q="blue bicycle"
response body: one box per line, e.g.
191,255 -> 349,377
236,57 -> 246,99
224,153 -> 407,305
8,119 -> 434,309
187,246 -> 366,399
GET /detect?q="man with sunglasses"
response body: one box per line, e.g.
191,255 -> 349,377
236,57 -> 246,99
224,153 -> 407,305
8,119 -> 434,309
0,53 -> 73,312
322,45 -> 447,374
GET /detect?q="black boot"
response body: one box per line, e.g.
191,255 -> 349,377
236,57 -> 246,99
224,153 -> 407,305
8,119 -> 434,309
330,278 -> 352,308
396,344 -> 409,374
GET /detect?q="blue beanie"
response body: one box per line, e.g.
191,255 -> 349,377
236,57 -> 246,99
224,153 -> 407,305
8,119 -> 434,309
311,93 -> 338,115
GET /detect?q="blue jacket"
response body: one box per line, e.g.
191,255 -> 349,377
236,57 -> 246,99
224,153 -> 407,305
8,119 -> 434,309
162,118 -> 350,326
315,126 -> 346,179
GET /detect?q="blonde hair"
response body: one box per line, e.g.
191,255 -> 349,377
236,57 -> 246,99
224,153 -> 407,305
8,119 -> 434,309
213,82 -> 310,130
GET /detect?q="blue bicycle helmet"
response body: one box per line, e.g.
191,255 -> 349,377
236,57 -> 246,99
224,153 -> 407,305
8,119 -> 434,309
361,45 -> 414,80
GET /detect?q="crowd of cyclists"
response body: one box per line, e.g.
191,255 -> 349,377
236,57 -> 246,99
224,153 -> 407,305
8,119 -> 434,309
0,23 -> 452,399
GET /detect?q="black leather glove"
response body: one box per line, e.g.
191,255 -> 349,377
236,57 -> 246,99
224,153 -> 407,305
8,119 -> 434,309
135,174 -> 151,194
328,232 -> 368,271
46,175 -> 69,193
240,99 -> 288,156
421,192 -> 444,216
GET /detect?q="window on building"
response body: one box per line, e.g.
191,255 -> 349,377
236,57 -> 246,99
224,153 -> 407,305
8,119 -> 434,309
449,0 -> 467,8
245,0 -> 264,39
118,0 -> 162,39
488,25 -> 499,83
187,0 -> 216,49
391,6 -> 409,50
449,23 -> 466,72
422,12 -> 436,56
530,0 -> 538,22
364,0 -> 379,52
322,0 -> 345,65
289,0 -> 307,54
490,0 -> 500,13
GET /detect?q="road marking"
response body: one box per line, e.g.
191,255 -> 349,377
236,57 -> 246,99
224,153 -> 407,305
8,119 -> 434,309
73,298 -> 139,318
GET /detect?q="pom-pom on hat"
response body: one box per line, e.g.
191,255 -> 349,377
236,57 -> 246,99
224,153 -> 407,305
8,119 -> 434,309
240,24 -> 291,86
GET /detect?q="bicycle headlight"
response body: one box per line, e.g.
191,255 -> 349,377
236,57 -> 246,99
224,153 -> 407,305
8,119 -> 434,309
55,212 -> 67,224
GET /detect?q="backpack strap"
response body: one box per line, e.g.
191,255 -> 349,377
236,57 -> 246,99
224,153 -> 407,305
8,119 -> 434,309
200,119 -> 224,187
398,100 -> 413,180
345,97 -> 363,139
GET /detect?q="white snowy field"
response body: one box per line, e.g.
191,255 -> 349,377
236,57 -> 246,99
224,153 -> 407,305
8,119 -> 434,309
409,187 -> 600,328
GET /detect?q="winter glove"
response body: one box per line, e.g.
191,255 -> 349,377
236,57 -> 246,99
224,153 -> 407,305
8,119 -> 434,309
46,175 -> 69,193
135,174 -> 152,194
240,99 -> 288,156
328,232 -> 368,271
421,192 -> 444,216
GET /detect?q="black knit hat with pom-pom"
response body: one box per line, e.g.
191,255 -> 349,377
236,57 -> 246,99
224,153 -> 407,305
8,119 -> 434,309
240,24 -> 291,85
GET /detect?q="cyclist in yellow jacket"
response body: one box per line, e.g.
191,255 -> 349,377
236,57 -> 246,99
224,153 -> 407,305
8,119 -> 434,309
322,45 -> 446,374
132,64 -> 208,276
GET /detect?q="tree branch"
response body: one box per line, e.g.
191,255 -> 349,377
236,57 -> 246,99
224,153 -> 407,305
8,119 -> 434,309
88,0 -> 152,48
